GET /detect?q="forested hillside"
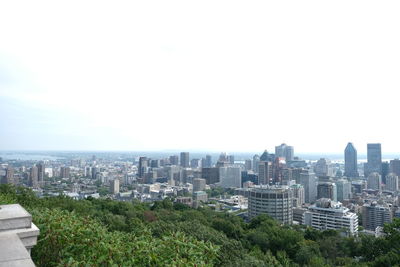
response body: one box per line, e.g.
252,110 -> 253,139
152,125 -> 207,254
1,184 -> 400,266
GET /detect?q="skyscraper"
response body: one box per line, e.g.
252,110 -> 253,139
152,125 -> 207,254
367,172 -> 382,191
252,154 -> 260,173
4,166 -> 14,185
37,163 -> 45,185
275,143 -> 294,161
180,152 -> 190,168
29,166 -> 39,188
258,161 -> 273,185
344,143 -> 359,178
385,173 -> 399,192
390,159 -> 400,177
219,166 -> 241,188
248,185 -> 293,225
365,143 -> 382,176
299,171 -> 317,204
138,157 -> 148,178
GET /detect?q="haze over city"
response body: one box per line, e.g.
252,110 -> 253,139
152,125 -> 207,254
1,1 -> 400,153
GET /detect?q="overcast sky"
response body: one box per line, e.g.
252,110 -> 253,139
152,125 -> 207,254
0,1 -> 399,154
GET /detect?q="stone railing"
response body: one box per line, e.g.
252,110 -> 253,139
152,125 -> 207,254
0,204 -> 40,266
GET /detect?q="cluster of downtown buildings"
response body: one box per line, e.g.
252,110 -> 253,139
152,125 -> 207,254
1,143 -> 400,236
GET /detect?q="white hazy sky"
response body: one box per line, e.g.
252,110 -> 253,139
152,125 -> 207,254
0,1 -> 400,154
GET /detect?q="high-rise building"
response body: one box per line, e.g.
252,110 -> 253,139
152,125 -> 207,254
260,150 -> 270,162
60,167 -> 70,179
390,159 -> 400,177
202,167 -> 220,185
275,144 -> 294,161
291,184 -> 305,207
385,173 -> 399,192
344,143 -> 359,178
304,198 -> 358,235
252,154 -> 260,173
29,166 -> 39,188
248,185 -> 293,225
314,158 -> 333,178
367,172 -> 382,191
258,161 -> 273,185
180,152 -> 190,168
381,162 -> 390,184
110,179 -> 120,194
205,155 -> 212,168
138,157 -> 148,178
299,171 -> 317,204
190,159 -> 200,168
4,166 -> 14,185
193,178 -> 206,192
365,143 -> 382,176
227,155 -> 235,165
91,166 -> 98,179
219,166 -> 241,188
37,163 -> 45,185
317,182 -> 337,201
169,155 -> 179,165
362,202 -> 392,231
244,160 -> 252,171
336,179 -> 352,202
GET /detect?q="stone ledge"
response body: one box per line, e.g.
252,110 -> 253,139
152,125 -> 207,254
0,233 -> 35,267
0,204 -> 32,231
0,223 -> 39,249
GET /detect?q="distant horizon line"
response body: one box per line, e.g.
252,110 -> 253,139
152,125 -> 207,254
1,149 -> 400,157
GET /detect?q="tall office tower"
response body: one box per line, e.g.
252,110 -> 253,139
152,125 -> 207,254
219,166 -> 241,188
314,158 -> 333,178
385,173 -> 399,192
150,159 -> 159,168
390,159 -> 400,177
244,160 -> 252,171
344,143 -> 359,178
291,184 -> 305,207
317,182 -> 337,201
60,167 -> 70,179
299,171 -> 317,204
258,161 -> 273,184
190,159 -> 200,168
138,157 -> 148,178
180,152 -> 190,168
282,168 -> 293,184
91,166 -> 98,179
37,163 -> 45,185
275,143 -> 294,161
29,166 -> 39,188
362,202 -> 392,231
110,179 -> 120,194
218,152 -> 228,162
381,162 -> 390,184
252,154 -> 260,173
248,185 -> 293,225
205,155 -> 212,167
336,179 -> 352,202
169,155 -> 179,165
227,155 -> 235,165
292,168 -> 304,184
367,172 -> 382,191
201,167 -> 220,185
365,143 -> 382,177
84,167 -> 91,177
304,199 -> 358,235
193,178 -> 206,192
4,166 -> 14,185
260,150 -> 270,162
